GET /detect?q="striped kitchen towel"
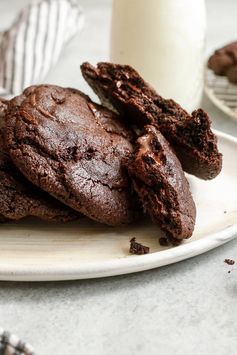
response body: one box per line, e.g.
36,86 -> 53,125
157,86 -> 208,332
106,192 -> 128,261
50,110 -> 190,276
0,0 -> 84,97
0,329 -> 34,355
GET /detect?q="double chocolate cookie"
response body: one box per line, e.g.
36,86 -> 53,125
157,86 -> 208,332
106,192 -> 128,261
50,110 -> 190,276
5,85 -> 136,226
81,62 -> 222,180
0,126 -> 79,222
128,125 -> 196,244
208,42 -> 237,83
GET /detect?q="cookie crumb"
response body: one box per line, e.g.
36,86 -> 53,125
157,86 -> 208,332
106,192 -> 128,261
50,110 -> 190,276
224,259 -> 235,265
129,238 -> 149,255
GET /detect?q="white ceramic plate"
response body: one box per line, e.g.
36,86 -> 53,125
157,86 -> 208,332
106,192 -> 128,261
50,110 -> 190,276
0,131 -> 237,281
205,67 -> 237,121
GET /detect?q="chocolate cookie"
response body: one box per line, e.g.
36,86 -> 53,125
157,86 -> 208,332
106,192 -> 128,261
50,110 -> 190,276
5,85 -> 135,226
208,42 -> 237,83
0,126 -> 79,222
81,62 -> 222,180
128,125 -> 196,244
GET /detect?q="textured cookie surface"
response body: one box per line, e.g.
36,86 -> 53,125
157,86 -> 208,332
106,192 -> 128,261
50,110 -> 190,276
6,85 -> 135,226
0,127 -> 79,222
128,125 -> 196,244
81,62 -> 222,180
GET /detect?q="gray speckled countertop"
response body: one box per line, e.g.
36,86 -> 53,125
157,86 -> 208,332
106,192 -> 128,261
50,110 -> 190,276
0,0 -> 237,354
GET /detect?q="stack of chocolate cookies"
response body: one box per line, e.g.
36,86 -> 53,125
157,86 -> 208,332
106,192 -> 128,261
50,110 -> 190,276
0,63 -> 222,246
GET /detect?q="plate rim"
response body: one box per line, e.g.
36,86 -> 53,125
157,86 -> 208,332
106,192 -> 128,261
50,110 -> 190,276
0,130 -> 237,281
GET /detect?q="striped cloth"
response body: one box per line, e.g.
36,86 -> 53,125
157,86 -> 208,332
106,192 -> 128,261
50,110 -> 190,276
0,0 -> 84,97
0,329 -> 34,355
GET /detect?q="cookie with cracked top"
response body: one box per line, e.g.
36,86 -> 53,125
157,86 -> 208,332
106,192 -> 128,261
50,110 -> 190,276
81,62 -> 222,180
128,125 -> 196,244
0,125 -> 79,222
5,85 -> 135,226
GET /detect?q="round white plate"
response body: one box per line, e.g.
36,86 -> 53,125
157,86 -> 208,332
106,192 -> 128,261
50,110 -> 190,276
205,67 -> 237,121
0,131 -> 237,281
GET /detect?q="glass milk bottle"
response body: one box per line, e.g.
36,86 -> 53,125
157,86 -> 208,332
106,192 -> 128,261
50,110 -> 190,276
110,0 -> 206,112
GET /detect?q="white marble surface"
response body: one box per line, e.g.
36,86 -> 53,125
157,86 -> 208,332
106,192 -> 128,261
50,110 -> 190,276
0,0 -> 237,354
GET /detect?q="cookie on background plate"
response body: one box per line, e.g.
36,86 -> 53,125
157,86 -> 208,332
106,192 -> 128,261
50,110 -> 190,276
81,62 -> 222,180
208,41 -> 237,83
128,125 -> 196,245
5,85 -> 137,226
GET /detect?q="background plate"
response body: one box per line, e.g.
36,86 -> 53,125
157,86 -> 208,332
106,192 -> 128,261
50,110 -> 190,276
205,67 -> 237,121
0,131 -> 236,281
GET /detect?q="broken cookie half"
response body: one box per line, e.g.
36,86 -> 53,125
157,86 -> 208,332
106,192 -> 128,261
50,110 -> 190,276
127,125 -> 196,245
81,62 -> 222,180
